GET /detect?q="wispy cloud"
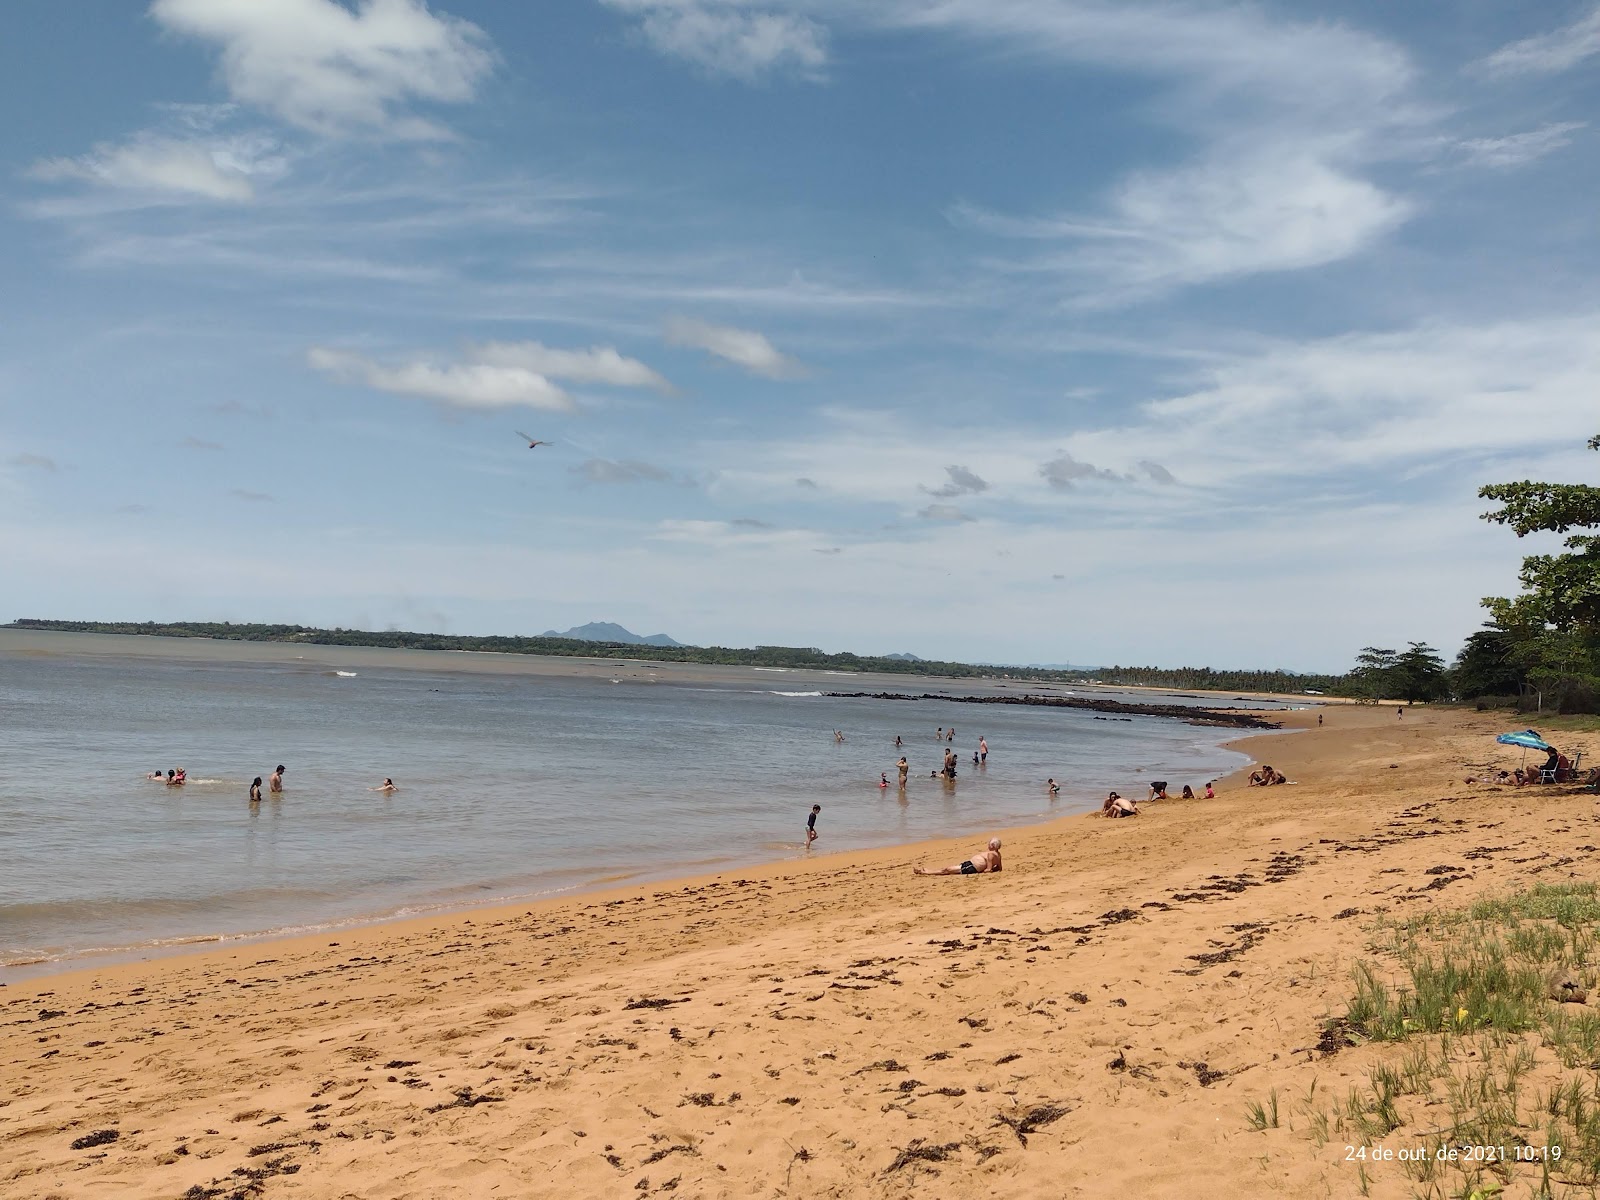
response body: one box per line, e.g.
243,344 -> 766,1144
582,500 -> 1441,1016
573,458 -> 675,484
149,0 -> 496,139
27,131 -> 280,202
9,453 -> 59,472
308,346 -> 575,412
180,436 -> 224,451
922,465 -> 989,498
918,503 -> 973,522
1479,5 -> 1600,77
231,488 -> 273,502
901,0 -> 1421,301
1137,460 -> 1176,485
471,341 -> 671,391
665,315 -> 804,378
1457,122 -> 1585,169
601,0 -> 828,82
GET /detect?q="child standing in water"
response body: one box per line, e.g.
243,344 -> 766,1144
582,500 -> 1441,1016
807,804 -> 821,844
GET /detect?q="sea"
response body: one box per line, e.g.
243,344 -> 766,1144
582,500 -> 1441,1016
0,629 -> 1298,977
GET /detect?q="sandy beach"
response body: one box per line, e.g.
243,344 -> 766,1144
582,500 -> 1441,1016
5,704 -> 1599,1198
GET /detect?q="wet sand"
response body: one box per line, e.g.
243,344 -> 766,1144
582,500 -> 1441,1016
5,705 -> 1596,1198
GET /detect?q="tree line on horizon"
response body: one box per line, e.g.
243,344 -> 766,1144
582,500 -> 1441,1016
13,438 -> 1594,708
8,618 -> 1345,693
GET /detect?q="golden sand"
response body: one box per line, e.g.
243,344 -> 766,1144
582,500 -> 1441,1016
4,705 -> 1598,1198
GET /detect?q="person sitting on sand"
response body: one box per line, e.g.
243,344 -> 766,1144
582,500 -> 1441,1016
1247,767 -> 1268,787
1205,782 -> 1215,798
914,837 -> 1001,876
1181,785 -> 1195,799
1100,791 -> 1138,817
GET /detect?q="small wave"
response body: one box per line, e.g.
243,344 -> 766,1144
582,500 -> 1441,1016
751,667 -> 788,673
333,671 -> 358,678
770,690 -> 822,697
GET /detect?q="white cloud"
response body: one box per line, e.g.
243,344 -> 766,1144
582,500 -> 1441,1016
27,133 -> 277,201
887,0 -> 1422,300
664,316 -> 804,378
1480,5 -> 1600,77
149,0 -> 495,138
600,0 -> 828,82
308,347 -> 575,411
1458,122 -> 1585,169
471,341 -> 671,391
1138,460 -> 1176,485
180,437 -> 225,451
917,503 -> 973,522
956,147 -> 1413,304
9,453 -> 59,472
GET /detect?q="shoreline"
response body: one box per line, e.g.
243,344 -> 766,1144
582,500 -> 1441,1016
20,705 -> 1596,1197
1,723 -> 1289,987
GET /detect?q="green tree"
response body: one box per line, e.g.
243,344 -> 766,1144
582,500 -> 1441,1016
1479,433 -> 1600,713
1352,646 -> 1399,701
1479,433 -> 1600,633
1450,624 -> 1525,700
1393,641 -> 1447,702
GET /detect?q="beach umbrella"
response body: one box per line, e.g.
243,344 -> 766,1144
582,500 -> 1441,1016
1496,729 -> 1551,769
1496,730 -> 1551,751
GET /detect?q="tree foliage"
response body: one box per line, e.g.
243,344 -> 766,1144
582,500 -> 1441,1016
1473,433 -> 1600,712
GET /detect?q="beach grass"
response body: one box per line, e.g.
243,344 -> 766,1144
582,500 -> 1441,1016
1306,883 -> 1600,1194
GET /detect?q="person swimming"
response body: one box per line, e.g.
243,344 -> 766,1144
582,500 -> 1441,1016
879,773 -> 889,789
372,778 -> 397,793
249,777 -> 263,802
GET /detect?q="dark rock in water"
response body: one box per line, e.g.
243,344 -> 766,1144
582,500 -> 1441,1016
823,691 -> 1280,729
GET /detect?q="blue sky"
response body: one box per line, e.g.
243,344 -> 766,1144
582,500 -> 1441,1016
3,0 -> 1598,671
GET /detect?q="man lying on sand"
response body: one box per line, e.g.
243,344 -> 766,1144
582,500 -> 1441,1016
914,837 -> 1001,876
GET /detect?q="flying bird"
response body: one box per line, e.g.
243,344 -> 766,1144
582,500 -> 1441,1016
515,431 -> 552,449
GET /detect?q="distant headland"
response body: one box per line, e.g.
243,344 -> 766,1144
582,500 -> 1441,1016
4,619 -> 1341,693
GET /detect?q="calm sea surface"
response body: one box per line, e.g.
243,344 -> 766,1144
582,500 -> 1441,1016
0,630 -> 1291,975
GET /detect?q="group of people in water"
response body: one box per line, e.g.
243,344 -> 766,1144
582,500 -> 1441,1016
149,763 -> 400,801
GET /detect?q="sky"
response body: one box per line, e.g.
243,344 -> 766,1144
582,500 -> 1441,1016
2,0 -> 1597,672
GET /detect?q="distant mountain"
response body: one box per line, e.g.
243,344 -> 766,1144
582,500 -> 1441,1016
541,621 -> 685,648
882,652 -> 925,662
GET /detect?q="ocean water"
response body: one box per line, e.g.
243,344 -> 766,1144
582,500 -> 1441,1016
0,630 -> 1287,975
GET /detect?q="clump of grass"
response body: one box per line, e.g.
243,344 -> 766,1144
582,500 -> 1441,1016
1246,1089 -> 1279,1131
1309,883 -> 1600,1194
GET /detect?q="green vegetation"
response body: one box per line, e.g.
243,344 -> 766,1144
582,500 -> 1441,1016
5,619 -> 1339,693
1293,884 -> 1600,1194
1457,432 -> 1600,714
